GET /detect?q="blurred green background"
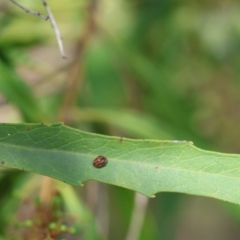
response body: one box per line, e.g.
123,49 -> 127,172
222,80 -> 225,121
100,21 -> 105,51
1,0 -> 240,239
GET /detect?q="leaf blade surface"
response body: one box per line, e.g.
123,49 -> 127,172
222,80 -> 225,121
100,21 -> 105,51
0,123 -> 239,204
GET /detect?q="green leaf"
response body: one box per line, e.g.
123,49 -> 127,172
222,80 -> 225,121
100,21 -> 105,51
0,123 -> 240,205
0,61 -> 43,122
60,183 -> 104,240
73,108 -> 173,139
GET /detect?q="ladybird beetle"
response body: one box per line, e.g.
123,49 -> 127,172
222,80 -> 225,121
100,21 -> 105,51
93,155 -> 108,168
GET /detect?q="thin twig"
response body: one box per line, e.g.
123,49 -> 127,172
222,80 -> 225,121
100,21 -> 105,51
125,193 -> 149,240
9,0 -> 49,20
57,0 -> 98,123
42,0 -> 67,59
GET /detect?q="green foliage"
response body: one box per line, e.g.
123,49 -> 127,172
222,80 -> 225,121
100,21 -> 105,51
0,61 -> 43,122
1,123 -> 240,205
1,0 -> 240,239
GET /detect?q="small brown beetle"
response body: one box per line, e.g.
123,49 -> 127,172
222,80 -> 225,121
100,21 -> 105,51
93,155 -> 108,168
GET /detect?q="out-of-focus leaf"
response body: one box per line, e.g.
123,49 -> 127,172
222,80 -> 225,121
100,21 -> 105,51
0,172 -> 38,233
73,108 -> 173,139
0,61 -> 43,122
60,183 -> 104,240
84,42 -> 126,108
